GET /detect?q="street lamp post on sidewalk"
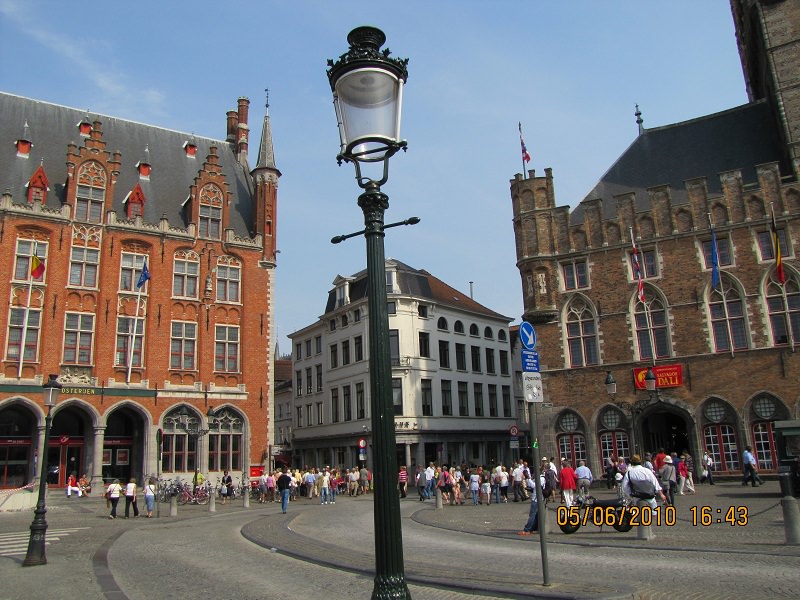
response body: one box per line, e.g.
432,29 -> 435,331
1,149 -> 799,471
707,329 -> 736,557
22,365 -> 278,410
23,374 -> 62,567
327,26 -> 415,600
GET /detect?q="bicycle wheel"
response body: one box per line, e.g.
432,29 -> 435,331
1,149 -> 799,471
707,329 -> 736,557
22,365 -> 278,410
179,489 -> 191,505
196,488 -> 209,505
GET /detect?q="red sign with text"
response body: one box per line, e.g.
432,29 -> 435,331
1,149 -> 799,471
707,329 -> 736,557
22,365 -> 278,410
633,364 -> 683,389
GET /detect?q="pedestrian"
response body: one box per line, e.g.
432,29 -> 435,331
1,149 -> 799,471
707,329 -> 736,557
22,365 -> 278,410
469,468 -> 481,505
266,470 -> 276,502
681,452 -> 696,493
397,465 -> 408,498
144,477 -> 155,517
106,478 -> 123,519
559,459 -> 577,507
480,466 -> 492,505
605,457 -> 617,489
622,454 -> 665,509
277,467 -> 292,513
320,468 -> 331,505
498,465 -> 510,503
511,461 -> 525,502
330,469 -> 340,504
742,446 -> 761,487
78,473 -> 91,497
124,477 -> 139,518
65,472 -> 82,498
425,462 -> 435,499
659,455 -> 677,505
518,469 -> 544,535
451,466 -> 464,505
221,470 -> 232,504
359,465 -> 369,495
258,470 -> 268,503
575,460 -> 593,497
701,451 -> 715,485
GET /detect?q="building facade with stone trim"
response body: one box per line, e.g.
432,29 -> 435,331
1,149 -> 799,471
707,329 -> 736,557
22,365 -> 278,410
289,259 -> 514,472
0,92 -> 279,490
509,0 -> 800,476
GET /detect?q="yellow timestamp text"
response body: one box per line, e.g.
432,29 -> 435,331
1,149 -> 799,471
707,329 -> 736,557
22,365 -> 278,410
689,505 -> 748,527
556,505 -> 676,528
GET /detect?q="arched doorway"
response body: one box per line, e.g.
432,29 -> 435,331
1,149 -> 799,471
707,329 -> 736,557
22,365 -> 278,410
49,405 -> 93,487
0,404 -> 36,488
104,407 -> 146,484
640,409 -> 690,456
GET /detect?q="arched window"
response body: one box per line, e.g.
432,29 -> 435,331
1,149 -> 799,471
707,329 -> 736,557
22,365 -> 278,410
454,321 -> 464,334
765,269 -> 800,346
469,324 -> 479,336
708,274 -> 749,352
565,296 -> 599,367
556,411 -> 587,468
498,330 -> 507,342
75,161 -> 106,223
484,327 -> 494,339
209,408 -> 244,472
598,407 -> 629,463
437,317 -> 448,331
162,407 -> 199,473
634,290 -> 670,360
750,395 -> 786,471
199,183 -> 223,239
701,399 -> 739,472
173,250 -> 200,299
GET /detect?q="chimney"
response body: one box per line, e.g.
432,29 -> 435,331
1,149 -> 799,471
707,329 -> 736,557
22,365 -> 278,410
237,97 -> 250,163
226,111 -> 238,143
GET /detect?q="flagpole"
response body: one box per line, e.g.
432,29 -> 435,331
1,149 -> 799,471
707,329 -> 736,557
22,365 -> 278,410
519,122 -> 530,180
126,289 -> 142,384
708,214 -> 735,357
630,227 -> 657,365
770,203 -> 794,351
18,241 -> 37,378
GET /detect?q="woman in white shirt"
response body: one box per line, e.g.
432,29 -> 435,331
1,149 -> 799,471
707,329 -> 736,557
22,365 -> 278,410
106,479 -> 123,519
124,477 -> 139,518
144,478 -> 156,517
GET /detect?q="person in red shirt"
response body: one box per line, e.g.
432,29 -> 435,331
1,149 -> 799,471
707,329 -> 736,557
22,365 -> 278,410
397,465 -> 409,498
66,472 -> 82,498
559,459 -> 578,507
654,448 -> 668,471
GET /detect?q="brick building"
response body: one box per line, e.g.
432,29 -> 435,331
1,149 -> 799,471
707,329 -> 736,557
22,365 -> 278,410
0,93 -> 279,490
510,0 -> 799,476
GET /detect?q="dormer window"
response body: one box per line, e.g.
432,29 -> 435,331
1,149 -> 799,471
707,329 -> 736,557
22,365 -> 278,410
77,116 -> 92,137
136,161 -> 152,179
125,184 -> 146,220
15,121 -> 32,158
26,164 -> 50,204
183,140 -> 197,158
199,184 -> 223,239
75,161 -> 106,224
336,284 -> 349,307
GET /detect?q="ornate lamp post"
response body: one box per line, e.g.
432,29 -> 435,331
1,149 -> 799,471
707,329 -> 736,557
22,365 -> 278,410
23,374 -> 62,567
327,26 -> 414,600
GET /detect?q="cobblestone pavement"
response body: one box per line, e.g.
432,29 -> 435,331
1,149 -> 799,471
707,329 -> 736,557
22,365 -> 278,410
0,480 -> 797,599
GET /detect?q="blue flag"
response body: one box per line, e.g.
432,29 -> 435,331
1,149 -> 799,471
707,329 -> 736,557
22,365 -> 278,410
710,227 -> 720,290
137,260 -> 151,289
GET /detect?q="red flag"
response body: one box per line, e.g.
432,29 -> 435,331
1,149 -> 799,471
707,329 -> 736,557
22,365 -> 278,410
31,255 -> 45,279
772,210 -> 786,285
519,122 -> 531,163
631,235 -> 645,302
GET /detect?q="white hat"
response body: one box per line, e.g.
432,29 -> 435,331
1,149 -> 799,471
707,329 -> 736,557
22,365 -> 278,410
541,456 -> 548,462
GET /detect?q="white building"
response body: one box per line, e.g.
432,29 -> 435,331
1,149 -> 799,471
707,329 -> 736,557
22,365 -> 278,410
288,259 -> 515,472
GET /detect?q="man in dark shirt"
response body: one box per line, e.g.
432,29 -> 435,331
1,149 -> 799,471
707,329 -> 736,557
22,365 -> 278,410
277,468 -> 293,514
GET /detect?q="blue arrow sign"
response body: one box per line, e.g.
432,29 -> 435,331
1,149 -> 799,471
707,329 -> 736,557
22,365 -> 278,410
520,321 -> 537,350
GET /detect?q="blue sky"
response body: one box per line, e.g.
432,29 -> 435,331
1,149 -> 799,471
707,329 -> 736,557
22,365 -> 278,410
0,1 -> 748,355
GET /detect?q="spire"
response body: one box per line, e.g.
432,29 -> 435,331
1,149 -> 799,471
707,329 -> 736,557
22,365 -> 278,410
255,88 -> 280,173
635,104 -> 644,135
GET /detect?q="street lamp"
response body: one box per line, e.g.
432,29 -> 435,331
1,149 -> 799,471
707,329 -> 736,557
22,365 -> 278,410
23,374 -> 62,567
327,26 -> 413,600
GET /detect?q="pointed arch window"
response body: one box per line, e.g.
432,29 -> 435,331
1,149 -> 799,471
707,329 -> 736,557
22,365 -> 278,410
208,408 -> 244,472
199,183 -> 223,239
162,407 -> 199,473
634,292 -> 670,360
173,250 -> 200,299
557,411 -> 587,468
216,256 -> 241,303
765,270 -> 799,346
565,296 -> 599,367
75,161 -> 106,223
708,275 -> 749,352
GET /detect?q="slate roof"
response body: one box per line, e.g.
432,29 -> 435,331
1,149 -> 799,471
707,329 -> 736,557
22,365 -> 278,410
572,100 -> 789,224
324,259 -> 512,322
0,92 -> 256,238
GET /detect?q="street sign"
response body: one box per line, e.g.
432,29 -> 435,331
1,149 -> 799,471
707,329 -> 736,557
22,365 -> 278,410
519,321 -> 537,350
358,438 -> 367,449
509,424 -> 519,437
523,372 -> 543,403
510,439 -> 520,449
521,349 -> 540,372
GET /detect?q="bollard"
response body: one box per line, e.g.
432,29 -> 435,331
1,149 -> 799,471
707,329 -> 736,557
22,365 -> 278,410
208,491 -> 216,513
169,495 -> 178,517
435,487 -> 443,510
243,487 -> 250,508
777,471 -> 800,545
636,500 -> 655,540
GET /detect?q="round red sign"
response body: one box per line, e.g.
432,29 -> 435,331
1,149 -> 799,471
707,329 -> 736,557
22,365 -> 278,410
358,438 -> 367,449
509,425 -> 519,437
